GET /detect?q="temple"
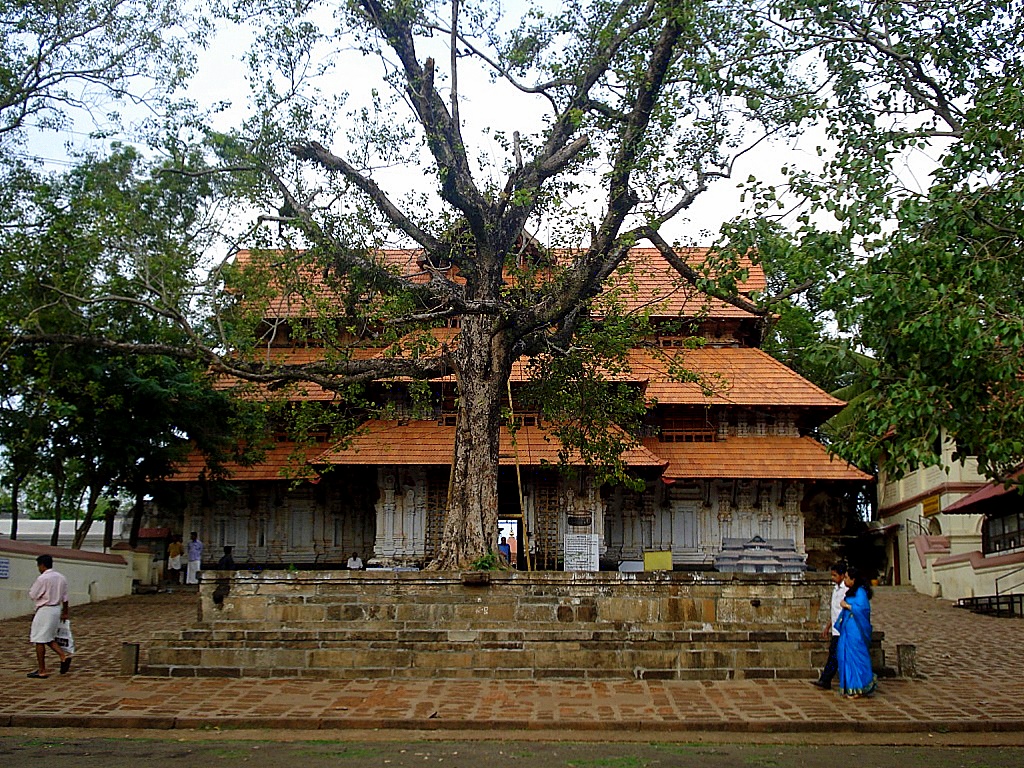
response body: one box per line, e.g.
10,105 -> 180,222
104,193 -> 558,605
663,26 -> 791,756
146,247 -> 870,571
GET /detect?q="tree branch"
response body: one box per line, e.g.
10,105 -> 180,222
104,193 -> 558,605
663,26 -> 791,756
288,140 -> 442,252
642,227 -> 766,317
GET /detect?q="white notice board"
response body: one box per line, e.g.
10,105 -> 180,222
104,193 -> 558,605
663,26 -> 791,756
563,533 -> 600,572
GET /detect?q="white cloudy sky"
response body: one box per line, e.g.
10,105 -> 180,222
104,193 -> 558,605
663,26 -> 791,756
19,1 -> 937,249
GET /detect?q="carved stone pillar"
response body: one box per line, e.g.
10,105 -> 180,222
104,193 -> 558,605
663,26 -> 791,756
784,482 -> 805,551
413,470 -> 428,558
374,470 -> 397,559
758,485 -> 774,539
717,496 -> 734,539
737,480 -> 755,539
584,475 -> 606,551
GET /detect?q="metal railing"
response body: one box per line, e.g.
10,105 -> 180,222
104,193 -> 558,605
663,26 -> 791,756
957,593 -> 1024,618
956,565 -> 1024,618
995,564 -> 1024,599
904,517 -> 929,584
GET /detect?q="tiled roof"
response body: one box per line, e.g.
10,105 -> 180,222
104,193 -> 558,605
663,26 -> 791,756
234,249 -> 439,318
315,420 -> 666,468
629,347 -> 845,408
643,436 -> 872,481
212,341 -> 841,412
234,247 -> 765,322
606,248 -> 764,319
166,443 -> 327,482
211,330 -> 460,399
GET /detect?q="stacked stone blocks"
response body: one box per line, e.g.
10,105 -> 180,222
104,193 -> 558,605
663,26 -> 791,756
144,570 -> 885,680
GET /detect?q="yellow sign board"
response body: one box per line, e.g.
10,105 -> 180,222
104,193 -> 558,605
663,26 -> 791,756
922,494 -> 941,517
644,550 -> 673,571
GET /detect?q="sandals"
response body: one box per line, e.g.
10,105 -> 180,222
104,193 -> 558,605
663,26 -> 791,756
60,656 -> 73,675
26,671 -> 49,679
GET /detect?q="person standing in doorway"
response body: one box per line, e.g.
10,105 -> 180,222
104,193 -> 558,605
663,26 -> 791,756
507,533 -> 518,569
167,534 -> 184,585
27,555 -> 71,678
498,536 -> 511,565
186,531 -> 203,584
811,560 -> 847,690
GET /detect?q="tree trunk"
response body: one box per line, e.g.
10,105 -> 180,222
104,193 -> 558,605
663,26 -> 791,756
72,484 -> 101,549
430,316 -> 512,570
49,463 -> 66,547
128,489 -> 145,548
9,473 -> 21,540
102,500 -> 118,551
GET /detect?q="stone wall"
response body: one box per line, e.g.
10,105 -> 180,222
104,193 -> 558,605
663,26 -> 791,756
197,569 -> 827,628
144,570 -> 887,680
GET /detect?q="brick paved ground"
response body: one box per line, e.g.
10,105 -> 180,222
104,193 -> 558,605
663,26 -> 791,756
1,585 -> 1022,733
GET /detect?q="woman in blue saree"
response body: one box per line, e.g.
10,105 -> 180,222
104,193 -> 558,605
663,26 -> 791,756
834,566 -> 877,698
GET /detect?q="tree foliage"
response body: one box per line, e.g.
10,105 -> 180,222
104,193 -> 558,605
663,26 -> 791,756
722,0 -> 1024,480
0,147 -> 264,545
0,0 -> 202,145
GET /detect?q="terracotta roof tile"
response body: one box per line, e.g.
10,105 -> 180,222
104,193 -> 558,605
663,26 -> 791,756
235,247 -> 765,322
629,347 -> 845,408
643,436 -> 871,481
166,443 -> 327,482
943,466 -> 1024,513
211,344 -> 842,412
605,248 -> 765,319
315,420 -> 665,468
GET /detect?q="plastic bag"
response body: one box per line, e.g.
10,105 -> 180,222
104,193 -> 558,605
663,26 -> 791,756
55,619 -> 75,656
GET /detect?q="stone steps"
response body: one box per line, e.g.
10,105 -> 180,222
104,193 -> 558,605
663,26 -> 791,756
143,623 -> 839,681
144,627 -> 827,681
139,570 -> 884,681
161,626 -> 818,644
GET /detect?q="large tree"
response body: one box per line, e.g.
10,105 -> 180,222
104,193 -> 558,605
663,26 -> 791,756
9,0 -> 1022,565
175,0 -> 816,568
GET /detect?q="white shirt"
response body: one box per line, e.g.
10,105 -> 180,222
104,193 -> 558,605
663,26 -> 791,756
347,556 -> 363,570
29,568 -> 69,609
830,581 -> 849,636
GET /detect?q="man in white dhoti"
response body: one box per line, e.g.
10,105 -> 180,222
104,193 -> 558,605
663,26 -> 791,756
27,554 -> 71,678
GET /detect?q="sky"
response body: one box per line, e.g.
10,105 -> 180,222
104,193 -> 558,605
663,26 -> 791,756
14,0 -> 948,254
17,1 -> 832,251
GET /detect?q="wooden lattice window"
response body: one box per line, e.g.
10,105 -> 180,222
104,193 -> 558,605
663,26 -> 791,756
985,511 -> 1024,554
658,414 -> 717,443
532,473 -> 560,570
509,414 -> 539,428
658,336 -> 690,348
424,468 -> 449,558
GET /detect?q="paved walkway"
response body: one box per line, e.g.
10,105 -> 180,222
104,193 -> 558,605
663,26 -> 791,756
1,586 -> 1022,734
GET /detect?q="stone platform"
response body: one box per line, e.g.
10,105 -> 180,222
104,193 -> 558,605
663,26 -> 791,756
142,570 -> 885,680
5,587 -> 1023,734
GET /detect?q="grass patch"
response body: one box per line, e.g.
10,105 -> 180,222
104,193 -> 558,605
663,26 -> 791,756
567,757 -> 649,768
207,747 -> 250,759
294,746 -> 384,759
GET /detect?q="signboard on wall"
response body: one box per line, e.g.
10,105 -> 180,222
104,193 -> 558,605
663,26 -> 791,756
563,533 -> 599,572
0,558 -> 9,579
922,494 -> 941,517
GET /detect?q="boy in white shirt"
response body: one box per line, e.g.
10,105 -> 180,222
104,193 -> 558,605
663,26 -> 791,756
811,560 -> 848,690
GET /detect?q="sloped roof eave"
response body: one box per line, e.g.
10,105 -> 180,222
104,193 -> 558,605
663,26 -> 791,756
314,420 -> 666,469
644,435 -> 872,482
